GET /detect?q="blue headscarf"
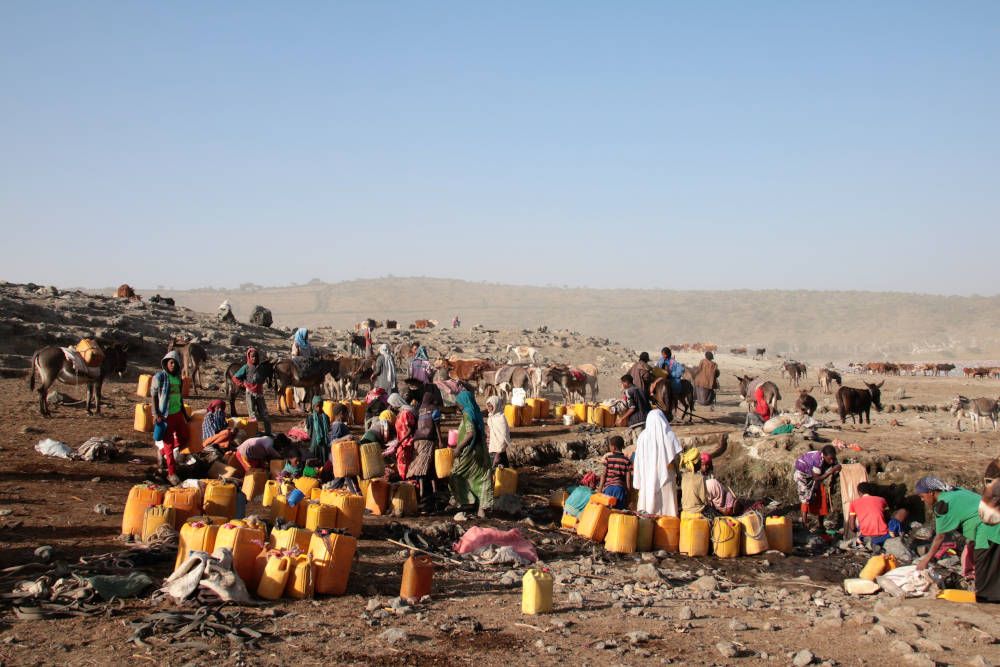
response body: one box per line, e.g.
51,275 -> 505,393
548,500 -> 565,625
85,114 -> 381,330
456,390 -> 484,438
414,346 -> 429,361
293,328 -> 310,354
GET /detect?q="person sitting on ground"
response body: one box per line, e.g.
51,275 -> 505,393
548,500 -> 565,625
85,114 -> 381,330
200,399 -> 236,459
231,347 -> 272,435
701,453 -> 740,515
744,385 -> 771,434
151,350 -> 190,485
849,482 -> 891,547
305,396 -> 331,468
794,445 -> 841,529
329,403 -> 351,441
617,373 -> 651,428
282,449 -> 305,478
889,508 -> 909,537
600,436 -> 632,509
628,352 -> 653,399
680,448 -> 708,516
693,351 -> 719,408
235,433 -> 293,475
485,396 -> 512,469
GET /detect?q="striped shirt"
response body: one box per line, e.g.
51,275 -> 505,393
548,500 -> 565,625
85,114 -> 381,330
604,452 -> 632,488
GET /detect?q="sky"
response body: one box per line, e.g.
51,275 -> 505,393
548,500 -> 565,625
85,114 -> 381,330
1,2 -> 998,294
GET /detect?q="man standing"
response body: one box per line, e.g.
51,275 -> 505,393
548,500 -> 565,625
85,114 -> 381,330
628,352 -> 653,399
151,350 -> 189,485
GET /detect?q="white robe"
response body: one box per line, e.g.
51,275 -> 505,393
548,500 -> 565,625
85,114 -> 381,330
633,410 -> 682,516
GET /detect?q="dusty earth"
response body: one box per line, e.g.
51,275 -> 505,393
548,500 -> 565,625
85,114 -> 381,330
1,284 -> 1000,666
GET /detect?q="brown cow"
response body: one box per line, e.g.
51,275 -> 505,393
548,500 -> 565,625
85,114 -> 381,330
729,347 -> 748,356
116,284 -> 139,300
436,358 -> 495,390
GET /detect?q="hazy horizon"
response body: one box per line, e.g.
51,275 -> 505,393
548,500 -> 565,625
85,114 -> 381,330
3,3 -> 999,293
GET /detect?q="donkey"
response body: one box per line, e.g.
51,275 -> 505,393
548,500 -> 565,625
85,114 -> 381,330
30,343 -> 129,416
542,364 -> 599,404
272,357 -> 340,413
167,338 -> 209,389
650,375 -> 695,424
736,375 -> 782,413
817,368 -> 842,394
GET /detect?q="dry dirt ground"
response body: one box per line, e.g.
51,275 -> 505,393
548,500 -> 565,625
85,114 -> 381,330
2,355 -> 1000,666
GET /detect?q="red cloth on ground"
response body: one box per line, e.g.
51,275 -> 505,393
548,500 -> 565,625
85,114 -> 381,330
453,527 -> 538,563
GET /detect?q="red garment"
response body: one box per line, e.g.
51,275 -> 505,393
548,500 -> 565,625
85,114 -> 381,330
394,409 -> 417,479
754,386 -> 771,421
848,494 -> 889,537
161,412 -> 189,477
801,482 -> 828,517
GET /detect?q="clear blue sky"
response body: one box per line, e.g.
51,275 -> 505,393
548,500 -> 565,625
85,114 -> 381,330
2,2 -> 998,294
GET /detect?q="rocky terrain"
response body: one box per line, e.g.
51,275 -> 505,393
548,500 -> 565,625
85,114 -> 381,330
0,281 -> 999,666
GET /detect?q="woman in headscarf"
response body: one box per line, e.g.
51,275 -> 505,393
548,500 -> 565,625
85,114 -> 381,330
364,387 -> 389,429
409,390 -> 443,510
914,476 -> 983,580
702,453 -> 740,516
632,409 -> 683,516
305,395 -> 330,467
679,447 -> 708,516
450,390 -> 494,517
409,344 -> 433,384
371,344 -> 398,394
393,400 -> 417,480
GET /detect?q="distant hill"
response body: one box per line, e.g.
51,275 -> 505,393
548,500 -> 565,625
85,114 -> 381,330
128,278 -> 1000,360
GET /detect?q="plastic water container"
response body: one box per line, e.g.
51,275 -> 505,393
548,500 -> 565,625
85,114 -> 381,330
711,517 -> 742,559
133,404 -> 153,433
309,530 -> 357,595
359,442 -> 385,480
562,414 -> 576,426
737,512 -> 769,555
576,502 -> 611,542
136,374 -> 153,397
493,468 -> 518,497
365,479 -> 391,516
764,516 -> 793,554
284,554 -> 314,599
163,486 -> 202,528
679,515 -> 711,556
400,553 -> 434,602
522,568 -> 553,614
175,519 -> 219,571
215,522 -> 265,585
141,506 -> 175,542
257,554 -> 290,600
604,511 -> 638,553
122,484 -> 164,537
637,516 -> 654,552
653,516 -> 680,552
391,483 -> 418,516
434,447 -> 454,478
305,502 -> 338,532
332,439 -> 360,478
327,492 -> 364,538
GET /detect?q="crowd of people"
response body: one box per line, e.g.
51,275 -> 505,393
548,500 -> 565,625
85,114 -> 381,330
149,335 -> 1000,602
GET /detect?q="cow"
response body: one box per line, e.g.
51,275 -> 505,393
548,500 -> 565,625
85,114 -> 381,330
817,368 -> 842,394
116,284 -> 138,300
543,364 -> 599,404
167,337 -> 209,390
950,395 -> 999,432
224,358 -> 276,417
412,319 -> 434,329
436,358 -> 496,391
736,375 -> 781,413
385,320 -> 398,330
506,345 -> 541,365
30,343 -> 129,416
730,347 -> 748,356
148,294 -> 175,306
935,363 -> 956,376
795,388 -> 818,416
753,348 -> 766,360
836,382 -> 884,424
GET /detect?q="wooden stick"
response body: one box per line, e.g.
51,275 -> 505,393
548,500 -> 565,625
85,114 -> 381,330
385,538 -> 463,565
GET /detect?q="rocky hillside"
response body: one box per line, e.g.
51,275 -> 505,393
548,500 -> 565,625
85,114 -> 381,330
123,278 -> 1000,360
0,281 -> 642,399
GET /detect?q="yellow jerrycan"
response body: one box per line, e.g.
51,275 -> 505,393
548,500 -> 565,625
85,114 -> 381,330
604,511 -> 639,554
711,516 -> 742,559
257,554 -> 291,600
309,530 -> 357,596
738,512 -> 769,556
653,516 -> 680,552
679,515 -> 710,556
522,568 -> 553,614
284,554 -> 315,599
764,516 -> 793,554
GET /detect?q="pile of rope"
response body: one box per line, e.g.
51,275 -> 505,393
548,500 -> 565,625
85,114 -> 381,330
128,606 -> 273,649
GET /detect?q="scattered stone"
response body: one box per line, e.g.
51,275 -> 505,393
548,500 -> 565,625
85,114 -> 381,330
453,512 -> 468,522
633,563 -> 661,582
93,503 -> 111,515
729,619 -> 748,632
914,639 -> 943,653
379,628 -> 409,645
366,598 -> 382,612
968,655 -> 993,667
890,640 -> 914,655
567,591 -> 584,607
716,641 -> 739,659
677,606 -> 694,621
792,649 -> 814,667
34,545 -> 54,561
689,575 -> 719,592
91,477 -> 101,483
626,631 -> 651,644
20,425 -> 44,435
902,654 -> 935,667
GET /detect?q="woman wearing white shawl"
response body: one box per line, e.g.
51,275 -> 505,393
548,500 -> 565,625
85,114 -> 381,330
371,344 -> 398,394
632,409 -> 682,516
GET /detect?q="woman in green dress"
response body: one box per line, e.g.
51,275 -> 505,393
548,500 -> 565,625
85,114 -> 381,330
450,390 -> 494,517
